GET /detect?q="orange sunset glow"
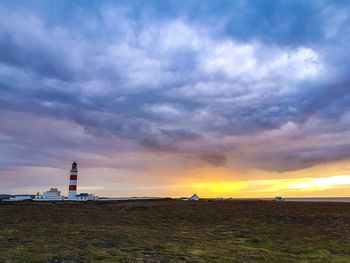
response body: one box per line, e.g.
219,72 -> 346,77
1,0 -> 350,200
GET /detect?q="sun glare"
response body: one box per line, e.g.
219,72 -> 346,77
191,182 -> 246,196
288,175 -> 350,191
183,175 -> 350,198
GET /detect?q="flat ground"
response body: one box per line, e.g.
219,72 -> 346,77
1,200 -> 350,263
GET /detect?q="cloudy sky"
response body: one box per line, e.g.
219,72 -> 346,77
1,0 -> 350,197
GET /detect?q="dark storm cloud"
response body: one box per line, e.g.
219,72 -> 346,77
1,0 -> 350,175
250,143 -> 350,173
0,33 -> 75,81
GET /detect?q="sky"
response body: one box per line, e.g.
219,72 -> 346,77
1,0 -> 350,198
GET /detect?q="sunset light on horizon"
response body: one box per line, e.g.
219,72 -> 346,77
1,0 -> 350,198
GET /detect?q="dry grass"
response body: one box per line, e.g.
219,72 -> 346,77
1,200 -> 350,262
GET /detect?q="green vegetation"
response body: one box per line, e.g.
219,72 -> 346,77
1,200 -> 350,262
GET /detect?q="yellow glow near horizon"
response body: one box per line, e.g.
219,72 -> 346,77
182,175 -> 350,198
191,182 -> 246,196
288,175 -> 350,190
80,161 -> 350,198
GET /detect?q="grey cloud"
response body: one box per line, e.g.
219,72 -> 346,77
159,128 -> 202,141
200,153 -> 227,167
250,144 -> 350,173
0,34 -> 75,81
1,1 -> 350,174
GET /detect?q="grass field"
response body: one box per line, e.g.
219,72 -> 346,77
1,200 -> 350,262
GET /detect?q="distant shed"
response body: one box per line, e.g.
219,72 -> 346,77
189,194 -> 200,201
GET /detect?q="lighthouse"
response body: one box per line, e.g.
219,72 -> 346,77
68,161 -> 78,199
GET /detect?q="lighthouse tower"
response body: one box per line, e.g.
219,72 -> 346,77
68,161 -> 78,199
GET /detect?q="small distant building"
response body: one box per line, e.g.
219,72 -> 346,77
9,195 -> 34,201
0,195 -> 13,201
180,194 -> 200,201
189,194 -> 200,201
76,193 -> 98,201
274,196 -> 285,202
34,188 -> 64,201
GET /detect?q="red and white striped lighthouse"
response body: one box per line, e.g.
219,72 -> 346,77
68,161 -> 78,199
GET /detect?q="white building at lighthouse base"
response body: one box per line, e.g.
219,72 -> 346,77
34,188 -> 64,201
33,188 -> 98,201
75,193 -> 99,201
